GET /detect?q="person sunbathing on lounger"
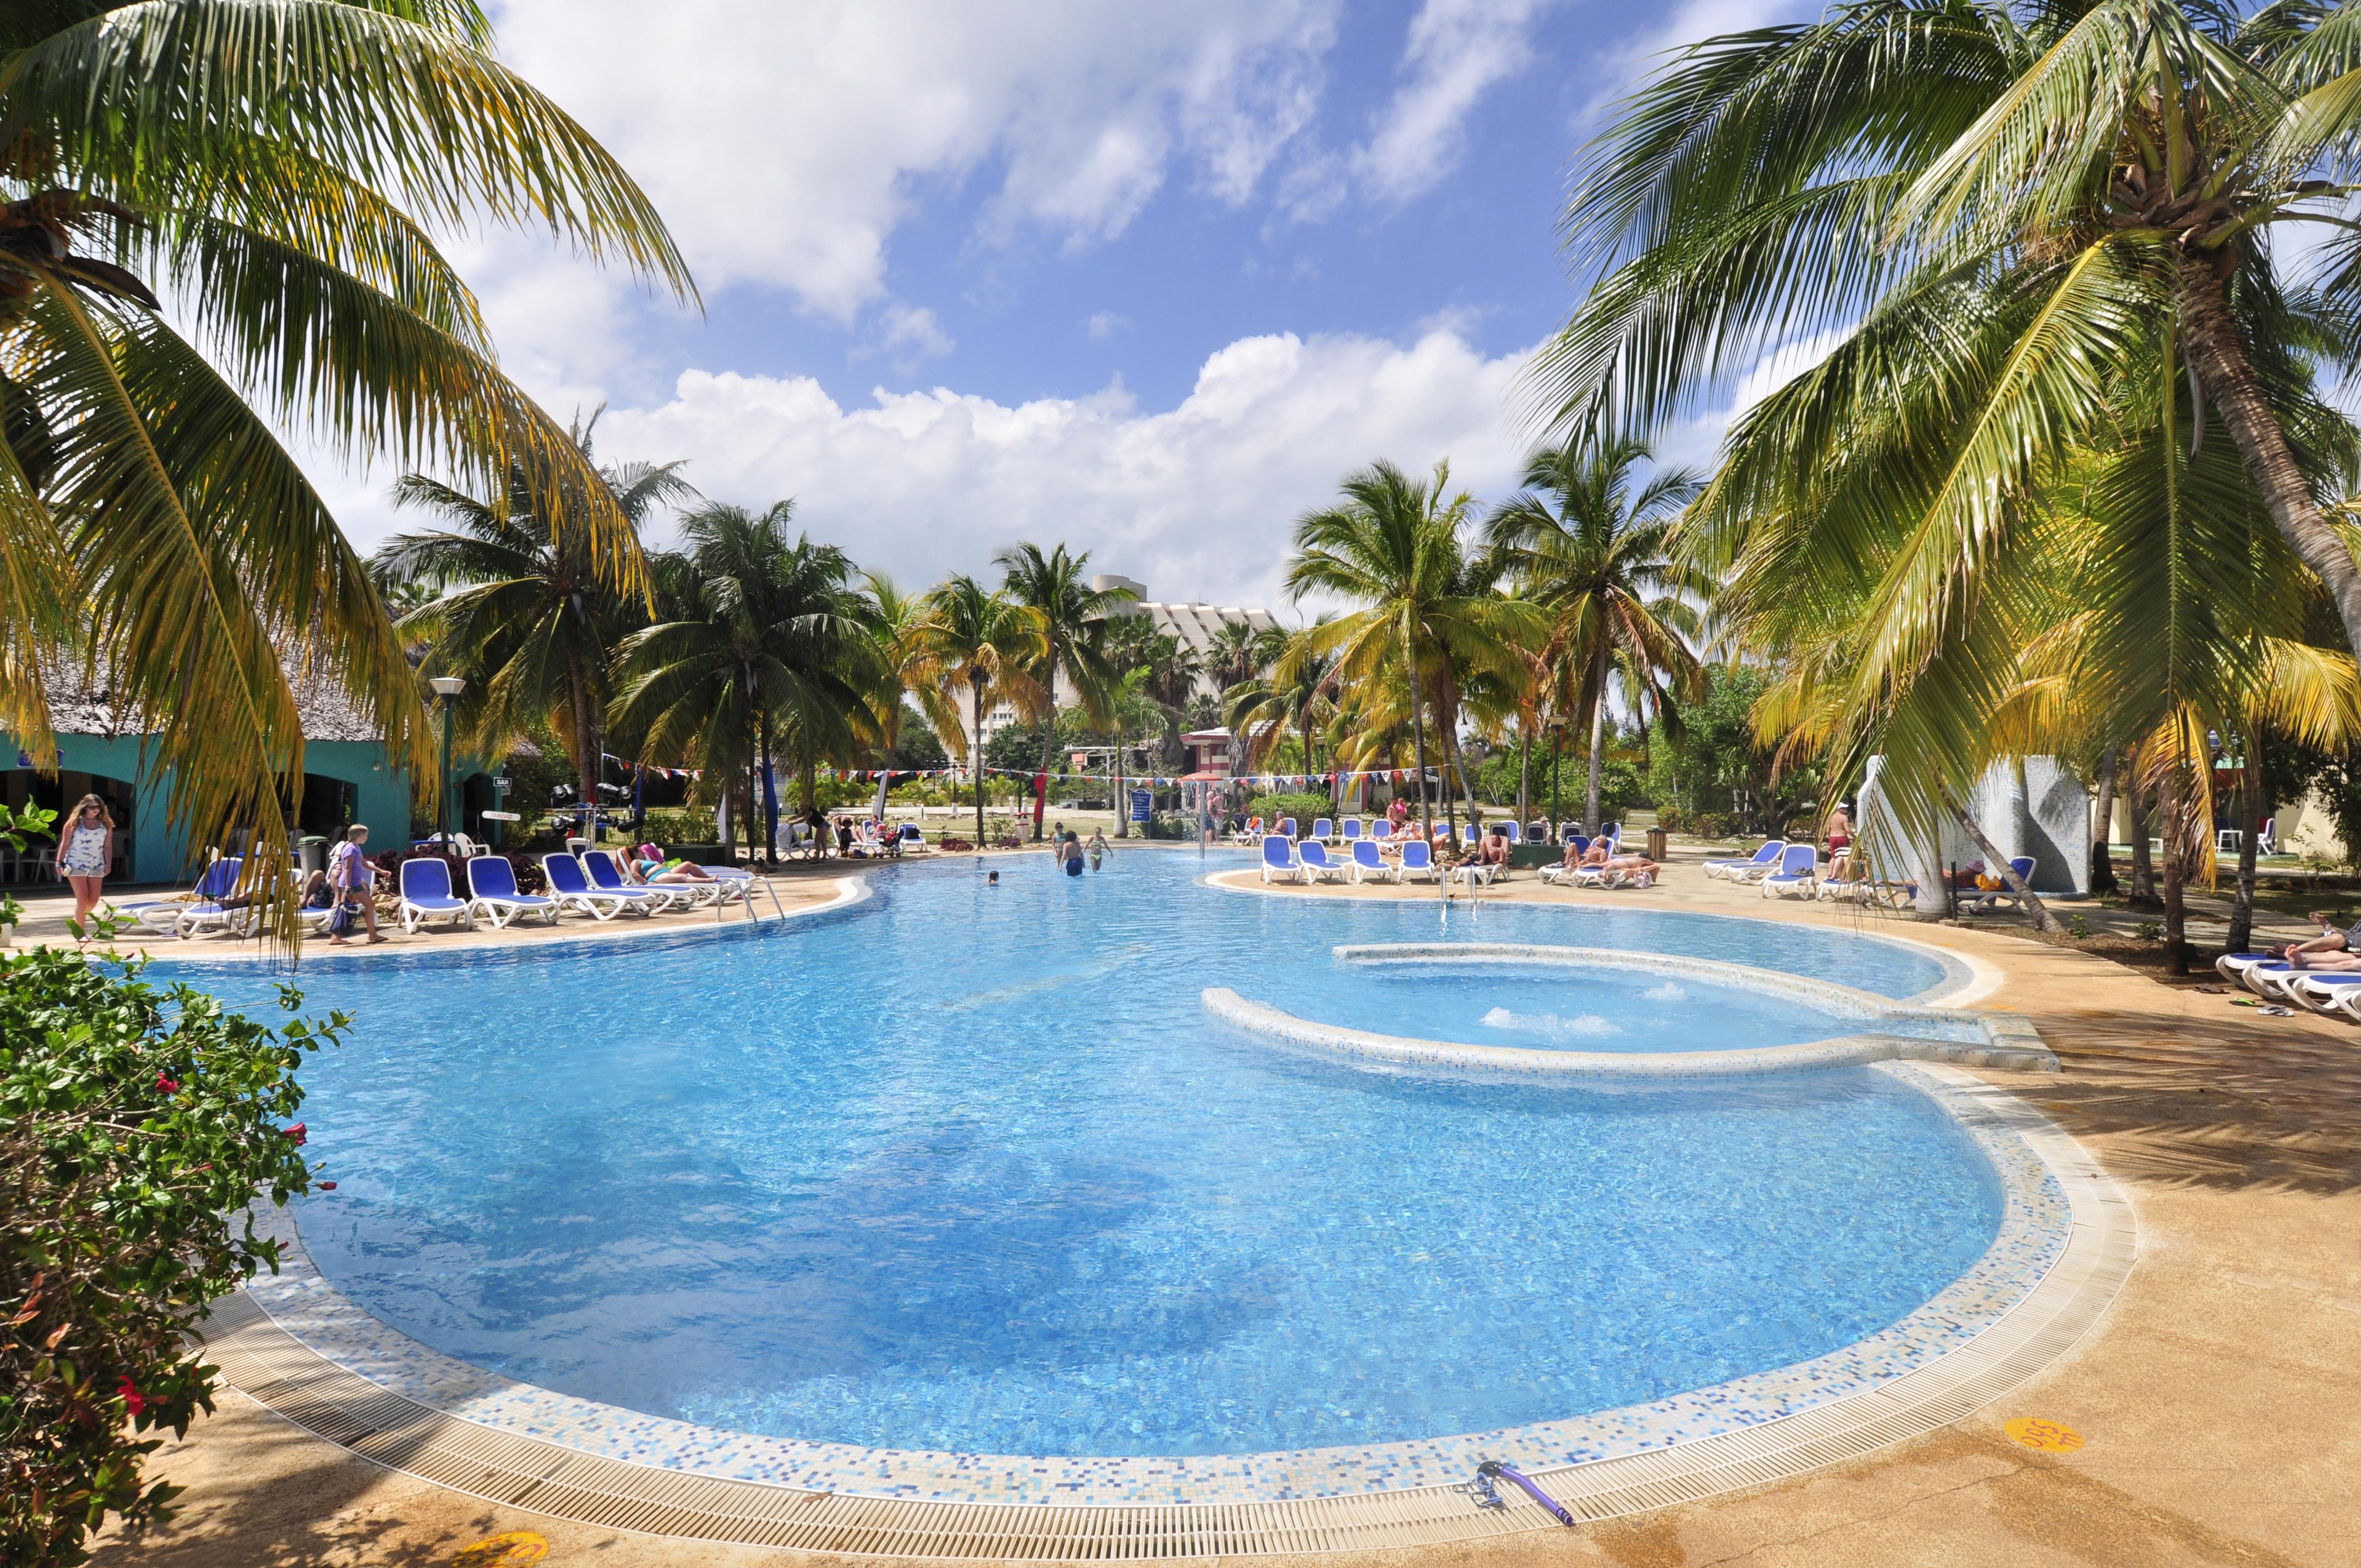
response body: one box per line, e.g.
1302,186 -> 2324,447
1579,838 -> 1662,884
2274,911 -> 2361,963
627,846 -> 718,886
1479,829 -> 1511,870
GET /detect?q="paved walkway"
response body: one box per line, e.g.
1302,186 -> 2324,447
86,844 -> 2360,1567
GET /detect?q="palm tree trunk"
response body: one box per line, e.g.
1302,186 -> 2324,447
2090,747 -> 2120,896
759,714 -> 775,865
2179,258 -> 2361,657
972,685 -> 987,845
1404,619 -> 1434,841
567,654 -> 600,839
1517,728 -> 1530,827
1043,708 -> 1062,831
1584,689 -> 1606,835
2128,774 -> 2158,909
2228,742 -> 2263,955
2159,758 -> 2188,976
1948,797 -> 2061,934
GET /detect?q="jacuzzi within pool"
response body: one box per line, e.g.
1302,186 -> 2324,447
167,850 -> 2006,1461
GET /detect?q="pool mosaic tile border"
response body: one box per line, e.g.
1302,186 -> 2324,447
226,1060 -> 2081,1513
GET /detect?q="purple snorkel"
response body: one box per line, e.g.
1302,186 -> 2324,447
1475,1460 -> 1574,1526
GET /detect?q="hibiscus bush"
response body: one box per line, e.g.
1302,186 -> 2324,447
1,946 -> 346,1566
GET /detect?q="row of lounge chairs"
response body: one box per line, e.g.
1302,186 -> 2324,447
1234,816 -> 1617,848
1260,834 -> 1443,885
1700,840 -> 2038,912
110,850 -> 753,941
2216,951 -> 2361,1021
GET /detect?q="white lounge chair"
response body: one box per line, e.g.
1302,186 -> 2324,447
896,823 -> 932,854
1525,820 -> 1549,844
1260,834 -> 1305,884
1341,818 -> 1364,843
2285,972 -> 2361,1015
1760,843 -> 1820,899
466,856 -> 559,928
1961,856 -> 2039,914
1350,839 -> 1399,884
1299,840 -> 1350,883
1450,858 -> 1499,888
1704,841 -> 1785,881
396,857 -> 474,934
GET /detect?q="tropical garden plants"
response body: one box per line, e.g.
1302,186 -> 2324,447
1,948 -> 344,1566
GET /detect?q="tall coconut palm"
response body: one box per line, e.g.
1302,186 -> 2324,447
1286,460 -> 1543,841
902,576 -> 1049,844
372,413 -> 695,820
2,0 -> 690,935
1225,619 -> 1337,774
1534,2 -> 2361,669
1488,438 -> 1705,834
994,542 -> 1128,840
610,503 -> 869,863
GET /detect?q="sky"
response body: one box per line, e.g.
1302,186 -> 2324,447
300,0 -> 1799,614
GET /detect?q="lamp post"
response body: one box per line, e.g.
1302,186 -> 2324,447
429,676 -> 466,846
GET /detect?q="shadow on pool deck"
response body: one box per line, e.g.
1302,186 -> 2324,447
90,857 -> 2361,1567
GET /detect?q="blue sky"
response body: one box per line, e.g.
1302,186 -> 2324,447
316,0 -> 1794,609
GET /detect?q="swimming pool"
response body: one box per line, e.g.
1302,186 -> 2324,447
167,850 -> 2004,1461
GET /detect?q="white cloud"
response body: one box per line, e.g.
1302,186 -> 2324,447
557,326 -> 1535,609
874,303 -> 957,362
491,0 -> 1344,320
1086,311 -> 1132,340
1355,0 -> 1559,204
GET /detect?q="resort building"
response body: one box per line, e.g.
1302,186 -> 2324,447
970,573 -> 1283,746
0,672 -> 512,885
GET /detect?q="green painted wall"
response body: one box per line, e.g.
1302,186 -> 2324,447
3,732 -> 421,886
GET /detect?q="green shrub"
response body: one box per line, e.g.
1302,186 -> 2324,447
1,948 -> 344,1566
1242,792 -> 1334,830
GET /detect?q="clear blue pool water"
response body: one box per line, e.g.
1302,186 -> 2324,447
161,849 -> 1999,1457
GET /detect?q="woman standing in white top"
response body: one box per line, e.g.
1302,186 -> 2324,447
53,793 -> 114,938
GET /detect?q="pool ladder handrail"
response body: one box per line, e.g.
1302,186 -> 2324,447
726,869 -> 788,924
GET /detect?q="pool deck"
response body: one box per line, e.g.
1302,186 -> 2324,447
84,845 -> 2360,1567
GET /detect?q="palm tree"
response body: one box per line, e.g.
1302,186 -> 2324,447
610,504 -> 869,863
902,576 -> 1049,844
994,542 -> 1129,840
2,0 -> 690,933
372,413 -> 695,824
1286,460 -> 1543,841
1535,3 -> 2361,666
1225,619 -> 1338,774
1488,438 -> 1705,834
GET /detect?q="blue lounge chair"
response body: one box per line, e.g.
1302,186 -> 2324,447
1398,839 -> 1436,883
1558,821 -> 1580,845
2286,971 -> 2361,1014
1705,841 -> 1785,882
1502,821 -> 1521,844
580,850 -> 681,912
1370,820 -> 1394,842
1964,856 -> 2039,914
1260,834 -> 1305,884
1461,823 -> 1479,846
897,823 -> 931,854
1760,843 -> 1820,899
465,856 -> 558,928
1298,840 -> 1348,883
122,856 -> 242,935
1341,818 -> 1363,842
1526,820 -> 1549,844
397,857 -> 474,934
1312,816 -> 1335,842
1597,821 -> 1619,842
541,853 -> 640,920
1278,817 -> 1298,840
1350,839 -> 1398,884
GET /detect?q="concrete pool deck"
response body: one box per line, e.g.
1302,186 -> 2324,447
84,846 -> 2360,1567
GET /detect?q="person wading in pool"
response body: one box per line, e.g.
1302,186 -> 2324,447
1087,827 -> 1108,871
1060,828 -> 1085,878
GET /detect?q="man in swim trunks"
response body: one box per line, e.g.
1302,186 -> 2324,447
2281,911 -> 2361,967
